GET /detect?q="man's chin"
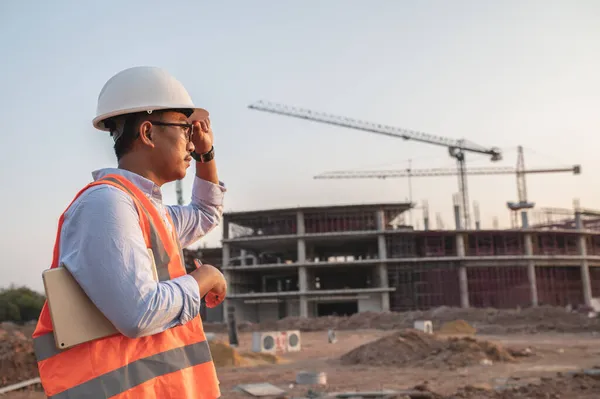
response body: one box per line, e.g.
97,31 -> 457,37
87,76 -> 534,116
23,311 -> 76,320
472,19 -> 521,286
169,169 -> 187,183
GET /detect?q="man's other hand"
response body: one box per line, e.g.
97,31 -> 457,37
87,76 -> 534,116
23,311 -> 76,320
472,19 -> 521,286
189,263 -> 227,308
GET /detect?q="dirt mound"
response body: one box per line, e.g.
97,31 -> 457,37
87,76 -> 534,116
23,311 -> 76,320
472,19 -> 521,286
0,327 -> 39,387
340,329 -> 515,369
439,320 -> 476,335
208,341 -> 280,368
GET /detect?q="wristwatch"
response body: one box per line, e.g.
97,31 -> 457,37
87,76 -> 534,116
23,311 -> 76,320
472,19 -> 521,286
191,146 -> 215,163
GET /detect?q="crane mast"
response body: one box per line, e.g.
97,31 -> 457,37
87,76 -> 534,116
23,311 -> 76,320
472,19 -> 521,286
176,180 -> 184,206
248,100 -> 502,229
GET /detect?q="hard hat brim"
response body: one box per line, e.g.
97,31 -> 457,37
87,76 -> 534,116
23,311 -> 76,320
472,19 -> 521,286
93,106 -> 209,132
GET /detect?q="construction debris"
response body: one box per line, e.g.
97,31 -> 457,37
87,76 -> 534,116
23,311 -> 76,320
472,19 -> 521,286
297,388 -> 439,399
330,390 -> 435,399
234,382 -> 286,397
296,371 -> 327,385
0,378 -> 41,395
340,329 -> 516,369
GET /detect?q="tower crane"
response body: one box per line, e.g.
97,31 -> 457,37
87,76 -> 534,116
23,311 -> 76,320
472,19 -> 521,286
248,100 -> 502,229
176,180 -> 184,205
314,149 -> 580,228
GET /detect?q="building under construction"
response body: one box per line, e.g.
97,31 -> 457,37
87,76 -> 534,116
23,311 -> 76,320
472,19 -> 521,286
188,101 -> 593,323
217,202 -> 600,323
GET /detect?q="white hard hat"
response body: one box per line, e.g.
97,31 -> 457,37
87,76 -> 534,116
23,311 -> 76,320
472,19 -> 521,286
92,66 -> 208,131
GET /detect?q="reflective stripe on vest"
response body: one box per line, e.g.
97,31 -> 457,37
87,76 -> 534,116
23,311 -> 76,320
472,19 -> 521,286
32,174 -> 219,398
43,335 -> 211,399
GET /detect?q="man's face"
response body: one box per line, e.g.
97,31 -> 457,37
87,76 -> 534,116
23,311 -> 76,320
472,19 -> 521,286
144,110 -> 194,182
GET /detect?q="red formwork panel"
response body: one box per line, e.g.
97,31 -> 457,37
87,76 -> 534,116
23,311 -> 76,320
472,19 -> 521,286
467,232 -> 525,256
304,210 -> 377,233
387,264 -> 461,311
467,233 -> 495,256
587,235 -> 600,256
588,267 -> 600,298
536,267 -> 584,307
466,231 -> 525,256
494,233 -> 525,255
467,266 -> 531,308
533,233 -> 579,256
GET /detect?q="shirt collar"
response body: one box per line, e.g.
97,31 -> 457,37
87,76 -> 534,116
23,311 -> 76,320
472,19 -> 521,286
91,168 -> 163,202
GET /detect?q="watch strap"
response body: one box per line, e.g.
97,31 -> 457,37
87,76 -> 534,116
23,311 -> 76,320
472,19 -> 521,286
191,146 -> 215,163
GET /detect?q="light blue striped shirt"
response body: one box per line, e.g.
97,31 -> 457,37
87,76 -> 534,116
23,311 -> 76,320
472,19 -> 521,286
58,167 -> 226,338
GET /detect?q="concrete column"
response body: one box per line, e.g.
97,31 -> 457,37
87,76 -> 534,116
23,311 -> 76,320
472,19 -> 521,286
378,235 -> 387,260
298,265 -> 308,317
375,209 -> 390,311
579,233 -> 592,306
378,264 -> 390,311
297,232 -> 308,317
575,210 -> 593,306
458,266 -> 469,308
222,243 -> 231,322
454,204 -> 462,230
377,235 -> 390,311
456,233 -> 469,308
520,211 -> 529,228
456,233 -> 465,257
297,210 -> 305,235
297,238 -> 306,263
524,233 -> 538,306
375,209 -> 385,231
222,217 -> 230,239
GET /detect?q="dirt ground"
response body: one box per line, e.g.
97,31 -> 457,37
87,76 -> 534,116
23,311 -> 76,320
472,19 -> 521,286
5,330 -> 600,398
214,330 -> 600,398
3,307 -> 600,398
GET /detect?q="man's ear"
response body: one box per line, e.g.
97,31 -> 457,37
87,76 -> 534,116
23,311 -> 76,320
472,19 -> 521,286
139,121 -> 155,148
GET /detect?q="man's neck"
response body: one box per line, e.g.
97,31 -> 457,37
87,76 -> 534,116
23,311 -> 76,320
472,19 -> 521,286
118,156 -> 164,186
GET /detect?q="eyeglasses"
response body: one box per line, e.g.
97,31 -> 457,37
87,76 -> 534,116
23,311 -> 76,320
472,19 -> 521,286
148,121 -> 194,142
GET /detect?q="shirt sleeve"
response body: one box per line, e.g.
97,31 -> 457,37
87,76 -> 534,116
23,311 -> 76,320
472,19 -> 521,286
58,185 -> 202,338
167,176 -> 226,248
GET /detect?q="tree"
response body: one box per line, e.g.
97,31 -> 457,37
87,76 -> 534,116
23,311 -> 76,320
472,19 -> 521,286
0,285 -> 46,323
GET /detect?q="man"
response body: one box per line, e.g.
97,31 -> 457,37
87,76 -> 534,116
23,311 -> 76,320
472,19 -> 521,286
32,66 -> 227,398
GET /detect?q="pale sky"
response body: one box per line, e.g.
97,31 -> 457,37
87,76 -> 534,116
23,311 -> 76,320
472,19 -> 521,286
1,0 -> 599,292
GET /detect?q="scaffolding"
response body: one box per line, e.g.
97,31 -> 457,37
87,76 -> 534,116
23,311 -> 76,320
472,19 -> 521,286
531,207 -> 600,232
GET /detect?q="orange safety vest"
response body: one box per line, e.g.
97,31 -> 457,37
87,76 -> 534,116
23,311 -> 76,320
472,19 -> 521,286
32,174 -> 221,399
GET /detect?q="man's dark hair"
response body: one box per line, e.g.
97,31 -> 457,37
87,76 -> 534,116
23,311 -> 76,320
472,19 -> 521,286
103,108 -> 193,160
103,112 -> 144,160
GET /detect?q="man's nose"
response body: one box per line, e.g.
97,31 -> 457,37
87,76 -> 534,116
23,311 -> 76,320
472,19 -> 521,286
187,139 -> 195,153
